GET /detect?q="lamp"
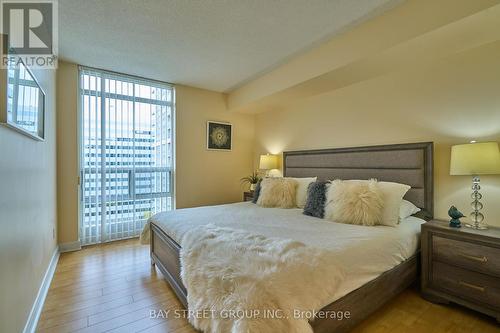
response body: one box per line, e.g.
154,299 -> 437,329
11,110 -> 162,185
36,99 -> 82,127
450,142 -> 500,230
259,154 -> 278,176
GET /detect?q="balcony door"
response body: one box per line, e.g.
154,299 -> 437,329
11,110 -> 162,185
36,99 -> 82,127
79,67 -> 174,245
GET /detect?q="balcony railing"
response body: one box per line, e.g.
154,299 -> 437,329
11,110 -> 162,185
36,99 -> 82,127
81,167 -> 172,201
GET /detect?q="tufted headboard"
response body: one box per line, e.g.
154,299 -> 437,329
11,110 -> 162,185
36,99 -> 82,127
283,142 -> 434,220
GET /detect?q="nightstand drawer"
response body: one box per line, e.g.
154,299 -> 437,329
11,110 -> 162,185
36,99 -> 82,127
433,235 -> 500,277
433,262 -> 500,310
243,191 -> 254,202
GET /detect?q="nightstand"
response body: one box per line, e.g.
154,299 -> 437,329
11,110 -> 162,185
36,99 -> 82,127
421,220 -> 500,321
243,191 -> 254,202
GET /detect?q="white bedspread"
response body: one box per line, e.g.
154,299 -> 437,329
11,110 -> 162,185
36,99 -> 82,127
145,202 -> 424,308
180,225 -> 345,333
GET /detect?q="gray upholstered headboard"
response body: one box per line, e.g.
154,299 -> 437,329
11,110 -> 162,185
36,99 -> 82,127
283,142 -> 434,220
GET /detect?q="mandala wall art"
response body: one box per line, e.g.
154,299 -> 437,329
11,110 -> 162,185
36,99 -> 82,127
207,121 -> 232,151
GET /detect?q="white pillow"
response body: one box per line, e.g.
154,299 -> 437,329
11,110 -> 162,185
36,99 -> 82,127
399,199 -> 421,220
288,177 -> 317,208
341,180 -> 411,227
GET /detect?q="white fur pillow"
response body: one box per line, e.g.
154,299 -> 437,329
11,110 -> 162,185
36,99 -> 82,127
324,179 -> 384,226
257,177 -> 298,208
345,180 -> 411,226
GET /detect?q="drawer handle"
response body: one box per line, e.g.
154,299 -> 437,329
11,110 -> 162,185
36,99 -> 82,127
459,281 -> 485,292
458,253 -> 488,263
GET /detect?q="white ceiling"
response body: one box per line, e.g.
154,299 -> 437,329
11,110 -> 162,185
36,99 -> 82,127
59,0 -> 402,92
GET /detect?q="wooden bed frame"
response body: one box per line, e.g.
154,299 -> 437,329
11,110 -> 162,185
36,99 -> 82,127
150,142 -> 434,332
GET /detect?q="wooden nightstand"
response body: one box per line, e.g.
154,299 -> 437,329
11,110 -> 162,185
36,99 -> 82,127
421,220 -> 500,322
243,191 -> 254,202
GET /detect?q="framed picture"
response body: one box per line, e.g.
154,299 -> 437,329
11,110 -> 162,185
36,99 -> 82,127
207,121 -> 232,151
0,58 -> 45,141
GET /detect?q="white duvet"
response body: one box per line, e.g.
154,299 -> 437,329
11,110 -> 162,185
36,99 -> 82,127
180,225 -> 345,333
143,202 -> 424,308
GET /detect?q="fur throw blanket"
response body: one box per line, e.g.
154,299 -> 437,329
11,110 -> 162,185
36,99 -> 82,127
180,225 -> 345,333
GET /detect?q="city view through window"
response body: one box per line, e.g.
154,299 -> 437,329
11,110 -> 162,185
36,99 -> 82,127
80,68 -> 174,245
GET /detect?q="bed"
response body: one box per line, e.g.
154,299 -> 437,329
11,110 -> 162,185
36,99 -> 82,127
148,142 -> 434,333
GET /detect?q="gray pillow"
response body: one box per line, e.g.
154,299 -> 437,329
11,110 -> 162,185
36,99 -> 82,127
251,179 -> 262,204
303,181 -> 329,218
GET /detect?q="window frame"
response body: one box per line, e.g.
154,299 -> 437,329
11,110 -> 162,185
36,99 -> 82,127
77,66 -> 176,245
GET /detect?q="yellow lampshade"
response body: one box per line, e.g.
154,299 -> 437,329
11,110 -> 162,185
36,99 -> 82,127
259,154 -> 278,170
450,142 -> 500,175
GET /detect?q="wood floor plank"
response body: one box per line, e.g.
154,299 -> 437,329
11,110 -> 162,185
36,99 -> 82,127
55,249 -> 147,267
45,286 -> 103,304
41,293 -> 146,325
37,317 -> 88,333
50,266 -> 154,290
102,275 -> 163,295
37,238 -> 499,333
52,260 -> 151,284
48,269 -> 161,296
44,278 -> 167,310
37,313 -> 88,331
74,301 -> 170,333
40,295 -> 134,322
88,289 -> 174,326
37,315 -> 85,331
106,313 -> 186,333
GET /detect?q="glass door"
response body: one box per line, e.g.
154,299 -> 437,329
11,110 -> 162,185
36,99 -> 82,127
79,67 -> 174,245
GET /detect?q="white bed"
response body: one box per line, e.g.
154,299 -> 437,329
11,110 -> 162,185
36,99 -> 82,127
146,201 -> 424,309
146,142 -> 434,333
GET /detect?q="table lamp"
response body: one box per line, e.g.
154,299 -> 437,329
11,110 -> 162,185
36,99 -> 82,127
450,142 -> 500,229
259,154 -> 278,177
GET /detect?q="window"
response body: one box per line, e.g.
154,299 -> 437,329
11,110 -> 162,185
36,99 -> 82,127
79,67 -> 174,245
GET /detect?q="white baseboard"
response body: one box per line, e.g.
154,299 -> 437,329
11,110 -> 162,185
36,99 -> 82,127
23,247 -> 60,333
59,240 -> 82,253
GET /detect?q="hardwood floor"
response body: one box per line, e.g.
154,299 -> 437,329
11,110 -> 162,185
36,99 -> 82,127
38,239 -> 499,333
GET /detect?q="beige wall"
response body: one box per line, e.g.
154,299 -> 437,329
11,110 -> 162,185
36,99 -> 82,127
0,68 -> 58,332
175,85 -> 255,208
254,42 -> 500,226
57,62 -> 79,245
56,62 -> 255,243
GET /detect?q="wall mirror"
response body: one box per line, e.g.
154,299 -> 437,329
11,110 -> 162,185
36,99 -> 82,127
1,60 -> 45,140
